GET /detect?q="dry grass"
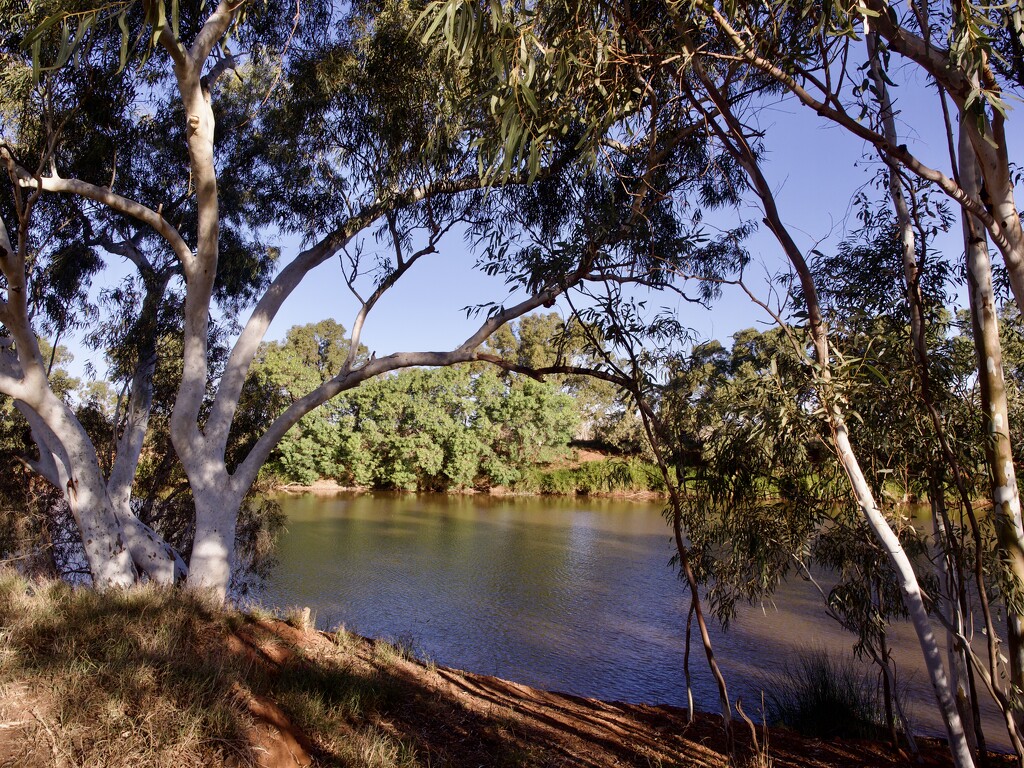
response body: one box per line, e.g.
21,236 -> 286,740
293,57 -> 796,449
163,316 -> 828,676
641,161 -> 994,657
0,570 -> 432,768
0,571 -> 254,767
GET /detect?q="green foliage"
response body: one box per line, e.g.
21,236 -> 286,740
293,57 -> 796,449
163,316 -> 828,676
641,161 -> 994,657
815,509 -> 936,661
335,366 -> 579,491
526,458 -> 665,495
245,321 -> 585,491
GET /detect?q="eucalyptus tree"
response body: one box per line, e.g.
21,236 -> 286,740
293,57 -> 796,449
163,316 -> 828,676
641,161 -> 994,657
4,0 -> 700,599
0,5 -> 205,585
680,52 -> 977,765
683,8 -> 1024,720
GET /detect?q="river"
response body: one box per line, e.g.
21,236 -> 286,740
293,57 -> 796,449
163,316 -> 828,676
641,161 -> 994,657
259,491 -> 1007,749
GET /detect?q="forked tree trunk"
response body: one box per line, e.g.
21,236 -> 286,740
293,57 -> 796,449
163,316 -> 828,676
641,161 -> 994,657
18,356 -> 183,586
26,394 -> 137,588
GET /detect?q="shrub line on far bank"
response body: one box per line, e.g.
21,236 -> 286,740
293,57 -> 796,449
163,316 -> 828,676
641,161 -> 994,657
272,457 -> 670,499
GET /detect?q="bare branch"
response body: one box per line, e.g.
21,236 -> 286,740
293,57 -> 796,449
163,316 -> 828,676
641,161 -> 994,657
7,159 -> 194,269
203,50 -> 239,88
190,0 -> 239,67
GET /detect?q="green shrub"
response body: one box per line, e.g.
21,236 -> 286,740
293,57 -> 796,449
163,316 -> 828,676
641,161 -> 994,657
524,459 -> 666,495
540,468 -> 578,495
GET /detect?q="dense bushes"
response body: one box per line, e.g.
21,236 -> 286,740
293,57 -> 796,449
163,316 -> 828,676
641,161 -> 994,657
522,458 -> 666,495
267,365 -> 582,491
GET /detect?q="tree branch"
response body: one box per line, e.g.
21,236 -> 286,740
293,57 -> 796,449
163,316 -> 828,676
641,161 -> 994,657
230,278 -> 574,494
190,0 -> 239,66
8,160 -> 194,269
204,170 -> 494,451
688,2 -> 1007,249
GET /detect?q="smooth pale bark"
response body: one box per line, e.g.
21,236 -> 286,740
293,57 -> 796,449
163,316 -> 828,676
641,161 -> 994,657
153,10 -> 503,600
165,21 -> 233,598
187,486 -> 241,597
18,397 -> 183,583
105,270 -> 186,584
19,394 -> 137,587
959,125 -> 1024,732
0,182 -> 136,586
859,0 -> 1024,315
788,215 -> 974,768
836,426 -> 974,768
4,147 -> 183,585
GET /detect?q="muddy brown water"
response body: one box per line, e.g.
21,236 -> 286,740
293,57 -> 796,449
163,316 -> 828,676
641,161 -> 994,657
260,491 -> 1009,751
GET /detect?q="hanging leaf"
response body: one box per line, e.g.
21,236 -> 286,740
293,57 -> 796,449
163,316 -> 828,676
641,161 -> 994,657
171,0 -> 180,40
21,12 -> 70,49
30,37 -> 42,85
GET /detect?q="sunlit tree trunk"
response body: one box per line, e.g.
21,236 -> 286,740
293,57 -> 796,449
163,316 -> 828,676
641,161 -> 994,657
677,51 -> 975,766
0,202 -> 136,588
866,34 -> 989,757
960,124 -> 1024,738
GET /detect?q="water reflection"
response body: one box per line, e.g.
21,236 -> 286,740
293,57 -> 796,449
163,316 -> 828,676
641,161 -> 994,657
261,492 -> 1007,749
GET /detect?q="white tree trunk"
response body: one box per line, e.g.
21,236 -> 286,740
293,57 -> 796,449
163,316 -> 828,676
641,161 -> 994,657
675,51 -> 978,764
834,424 -> 975,768
28,395 -> 137,588
186,486 -> 242,601
867,36 -> 984,753
18,379 -> 183,586
959,124 -> 1024,730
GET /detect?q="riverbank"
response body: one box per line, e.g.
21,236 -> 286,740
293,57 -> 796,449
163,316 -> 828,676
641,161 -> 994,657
273,453 -> 670,501
274,478 -> 667,502
0,572 -> 1011,767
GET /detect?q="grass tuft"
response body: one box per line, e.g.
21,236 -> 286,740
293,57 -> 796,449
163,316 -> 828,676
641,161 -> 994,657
765,648 -> 884,740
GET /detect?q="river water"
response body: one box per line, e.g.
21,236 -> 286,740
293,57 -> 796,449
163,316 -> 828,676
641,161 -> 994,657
260,491 -> 1007,749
